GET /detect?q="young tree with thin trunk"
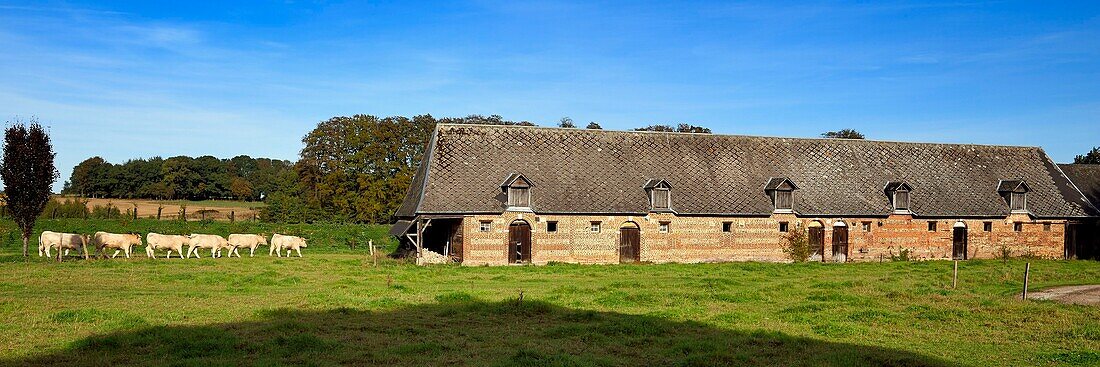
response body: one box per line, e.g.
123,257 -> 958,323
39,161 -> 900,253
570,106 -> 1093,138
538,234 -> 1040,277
1,119 -> 58,257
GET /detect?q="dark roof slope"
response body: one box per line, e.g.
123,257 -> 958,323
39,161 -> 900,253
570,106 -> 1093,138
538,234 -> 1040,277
397,124 -> 1093,218
1059,164 -> 1100,213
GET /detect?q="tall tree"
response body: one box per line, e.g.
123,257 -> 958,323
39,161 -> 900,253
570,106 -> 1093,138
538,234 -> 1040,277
558,117 -> 576,128
1,119 -> 58,257
821,129 -> 865,139
586,122 -> 603,129
1075,147 -> 1100,164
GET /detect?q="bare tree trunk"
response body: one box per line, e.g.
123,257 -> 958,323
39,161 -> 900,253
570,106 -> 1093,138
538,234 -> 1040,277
22,232 -> 29,257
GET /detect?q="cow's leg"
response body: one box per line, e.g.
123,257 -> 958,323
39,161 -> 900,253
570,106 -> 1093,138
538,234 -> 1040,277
64,249 -> 70,256
111,249 -> 120,258
45,246 -> 52,258
250,247 -> 255,257
296,247 -> 303,257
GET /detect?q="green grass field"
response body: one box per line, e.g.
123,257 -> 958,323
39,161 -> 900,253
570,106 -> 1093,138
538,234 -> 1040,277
0,220 -> 1098,366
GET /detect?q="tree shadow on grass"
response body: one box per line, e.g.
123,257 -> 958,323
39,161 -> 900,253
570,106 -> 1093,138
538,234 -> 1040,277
3,298 -> 951,367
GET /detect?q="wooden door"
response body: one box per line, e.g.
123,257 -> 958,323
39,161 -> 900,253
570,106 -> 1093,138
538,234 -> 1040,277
508,222 -> 531,264
619,227 -> 640,263
952,227 -> 968,260
808,227 -> 825,262
1064,223 -> 1077,260
831,227 -> 848,262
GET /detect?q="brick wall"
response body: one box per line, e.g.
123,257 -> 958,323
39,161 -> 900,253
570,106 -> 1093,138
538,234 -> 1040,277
456,211 -> 1068,266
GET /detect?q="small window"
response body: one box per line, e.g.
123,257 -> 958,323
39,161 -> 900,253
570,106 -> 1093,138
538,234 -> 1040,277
775,191 -> 793,211
479,221 -> 491,232
861,221 -> 871,232
1013,222 -> 1023,232
1043,222 -> 1051,231
779,221 -> 789,232
547,221 -> 558,233
983,222 -> 992,232
722,222 -> 732,232
590,221 -> 601,233
659,221 -> 670,233
927,221 -> 937,232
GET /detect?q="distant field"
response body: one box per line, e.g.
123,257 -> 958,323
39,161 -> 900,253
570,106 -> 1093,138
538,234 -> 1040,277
0,220 -> 1096,366
66,197 -> 265,221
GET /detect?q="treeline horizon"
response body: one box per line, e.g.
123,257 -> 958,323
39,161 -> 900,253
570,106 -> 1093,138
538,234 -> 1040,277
62,155 -> 295,202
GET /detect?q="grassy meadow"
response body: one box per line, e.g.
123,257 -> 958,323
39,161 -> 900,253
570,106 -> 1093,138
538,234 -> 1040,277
0,219 -> 1098,366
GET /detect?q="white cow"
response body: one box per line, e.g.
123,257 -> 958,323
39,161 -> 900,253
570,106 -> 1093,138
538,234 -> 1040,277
270,234 -> 307,257
38,231 -> 90,258
146,233 -> 190,259
227,234 -> 267,258
91,232 -> 142,259
186,234 -> 230,258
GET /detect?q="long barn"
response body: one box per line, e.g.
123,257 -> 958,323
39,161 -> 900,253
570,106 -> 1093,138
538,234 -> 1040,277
392,124 -> 1098,265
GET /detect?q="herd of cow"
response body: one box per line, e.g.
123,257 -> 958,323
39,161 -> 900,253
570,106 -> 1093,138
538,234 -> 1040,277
36,231 -> 309,259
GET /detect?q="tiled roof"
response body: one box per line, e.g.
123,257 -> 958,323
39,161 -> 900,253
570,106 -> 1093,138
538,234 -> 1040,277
1059,164 -> 1100,213
396,124 -> 1094,218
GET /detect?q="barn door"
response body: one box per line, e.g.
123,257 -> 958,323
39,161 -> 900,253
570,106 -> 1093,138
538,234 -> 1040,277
619,226 -> 640,263
952,226 -> 968,260
808,226 -> 825,262
832,226 -> 848,262
508,222 -> 531,264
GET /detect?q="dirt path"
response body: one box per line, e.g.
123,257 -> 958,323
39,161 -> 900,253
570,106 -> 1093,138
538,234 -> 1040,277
1029,285 -> 1100,305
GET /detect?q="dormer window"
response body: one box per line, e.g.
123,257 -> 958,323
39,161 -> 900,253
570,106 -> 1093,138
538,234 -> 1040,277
764,177 -> 798,213
996,179 -> 1030,213
884,181 -> 913,213
643,179 -> 672,212
501,173 -> 534,209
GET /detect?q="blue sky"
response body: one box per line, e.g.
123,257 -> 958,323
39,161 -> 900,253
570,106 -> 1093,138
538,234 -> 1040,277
1,1 -> 1098,191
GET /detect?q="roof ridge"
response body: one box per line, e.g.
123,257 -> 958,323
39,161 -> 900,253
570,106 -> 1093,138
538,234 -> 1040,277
434,123 -> 1043,150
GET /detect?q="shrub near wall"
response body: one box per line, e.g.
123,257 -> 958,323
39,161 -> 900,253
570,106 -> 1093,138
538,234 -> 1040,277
0,219 -> 397,254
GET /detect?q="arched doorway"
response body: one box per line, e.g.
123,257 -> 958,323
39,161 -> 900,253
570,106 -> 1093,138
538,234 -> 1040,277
952,221 -> 968,260
508,220 -> 532,264
832,221 -> 849,263
619,222 -> 641,263
808,221 -> 825,262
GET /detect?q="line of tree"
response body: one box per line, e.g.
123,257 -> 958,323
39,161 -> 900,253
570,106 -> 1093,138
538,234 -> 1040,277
62,155 -> 296,201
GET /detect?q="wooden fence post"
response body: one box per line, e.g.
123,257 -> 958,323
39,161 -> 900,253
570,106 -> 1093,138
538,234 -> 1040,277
157,207 -> 162,220
952,260 -> 958,289
230,211 -> 235,222
1022,262 -> 1031,300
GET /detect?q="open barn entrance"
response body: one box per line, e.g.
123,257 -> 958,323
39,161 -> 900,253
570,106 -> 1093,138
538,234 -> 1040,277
420,218 -> 463,262
1067,220 -> 1100,260
619,222 -> 641,263
508,221 -> 532,264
